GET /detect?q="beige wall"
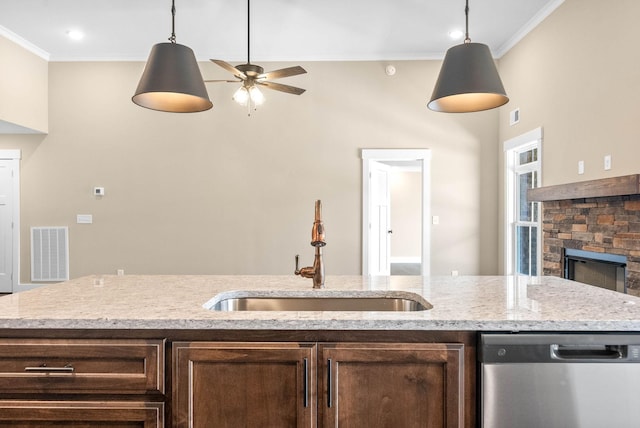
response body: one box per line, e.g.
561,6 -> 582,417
499,0 -> 639,185
0,58 -> 499,283
0,36 -> 48,133
497,0 -> 640,272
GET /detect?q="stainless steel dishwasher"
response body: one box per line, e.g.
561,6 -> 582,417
480,333 -> 640,428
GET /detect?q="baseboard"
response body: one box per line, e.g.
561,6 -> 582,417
13,282 -> 48,293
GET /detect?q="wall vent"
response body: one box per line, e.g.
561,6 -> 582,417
31,227 -> 69,282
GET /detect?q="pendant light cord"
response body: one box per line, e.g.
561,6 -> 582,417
169,0 -> 176,43
464,0 -> 471,43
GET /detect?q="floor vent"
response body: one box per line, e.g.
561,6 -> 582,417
31,227 -> 69,282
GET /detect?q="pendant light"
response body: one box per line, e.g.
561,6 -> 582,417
428,0 -> 508,113
132,0 -> 212,113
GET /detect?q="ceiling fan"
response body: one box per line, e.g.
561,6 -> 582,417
207,0 -> 307,112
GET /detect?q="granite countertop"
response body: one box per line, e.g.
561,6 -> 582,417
1,275 -> 640,331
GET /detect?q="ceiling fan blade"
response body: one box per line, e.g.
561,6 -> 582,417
210,59 -> 247,80
203,79 -> 241,83
258,66 -> 307,80
257,81 -> 306,95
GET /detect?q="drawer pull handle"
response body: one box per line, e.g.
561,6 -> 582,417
327,358 -> 332,408
303,358 -> 309,408
24,364 -> 74,373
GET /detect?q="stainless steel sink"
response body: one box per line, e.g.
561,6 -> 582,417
209,294 -> 431,312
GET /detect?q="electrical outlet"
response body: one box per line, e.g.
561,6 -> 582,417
578,160 -> 584,175
451,270 -> 459,276
604,155 -> 612,170
117,269 -> 125,276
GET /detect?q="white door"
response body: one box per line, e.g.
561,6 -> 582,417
0,160 -> 14,292
362,149 -> 431,276
369,161 -> 391,275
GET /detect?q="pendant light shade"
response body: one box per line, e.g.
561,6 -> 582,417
132,0 -> 212,113
428,42 -> 508,113
428,0 -> 508,113
133,43 -> 212,113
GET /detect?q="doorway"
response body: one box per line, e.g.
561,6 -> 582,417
361,149 -> 431,276
0,150 -> 20,293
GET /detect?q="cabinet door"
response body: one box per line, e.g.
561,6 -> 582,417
0,400 -> 163,427
319,343 -> 464,428
173,342 -> 316,428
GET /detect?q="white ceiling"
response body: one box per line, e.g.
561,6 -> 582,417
0,0 -> 563,62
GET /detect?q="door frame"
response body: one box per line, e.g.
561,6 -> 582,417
361,149 -> 431,276
0,150 -> 21,292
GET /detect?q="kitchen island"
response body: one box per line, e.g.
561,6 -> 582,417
0,274 -> 638,427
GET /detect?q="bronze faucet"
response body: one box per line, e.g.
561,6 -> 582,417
295,200 -> 326,289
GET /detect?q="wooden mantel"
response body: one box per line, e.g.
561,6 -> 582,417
528,174 -> 640,202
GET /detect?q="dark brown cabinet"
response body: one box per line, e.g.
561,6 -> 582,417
0,332 -> 473,427
173,341 -> 466,428
0,338 -> 165,427
0,338 -> 164,394
0,400 -> 164,427
173,342 -> 316,428
319,343 -> 464,428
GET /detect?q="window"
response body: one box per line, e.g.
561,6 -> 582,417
504,129 -> 542,276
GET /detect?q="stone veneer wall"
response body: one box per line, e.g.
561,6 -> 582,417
542,194 -> 640,296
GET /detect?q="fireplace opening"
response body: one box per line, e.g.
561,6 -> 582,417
563,249 -> 627,293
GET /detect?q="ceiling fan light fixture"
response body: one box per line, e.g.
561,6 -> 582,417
232,84 -> 264,108
249,85 -> 265,106
132,0 -> 212,113
428,0 -> 508,113
233,86 -> 250,106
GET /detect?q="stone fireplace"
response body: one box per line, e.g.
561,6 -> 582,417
528,174 -> 640,297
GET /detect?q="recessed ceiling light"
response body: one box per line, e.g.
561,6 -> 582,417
448,30 -> 464,40
66,30 -> 84,41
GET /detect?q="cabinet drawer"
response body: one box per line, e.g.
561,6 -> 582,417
0,400 -> 164,427
0,339 -> 164,394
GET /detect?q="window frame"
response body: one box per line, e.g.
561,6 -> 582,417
504,128 -> 542,276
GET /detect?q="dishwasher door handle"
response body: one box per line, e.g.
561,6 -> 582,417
551,344 -> 624,360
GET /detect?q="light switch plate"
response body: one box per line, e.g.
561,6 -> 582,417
77,214 -> 93,224
509,108 -> 520,126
